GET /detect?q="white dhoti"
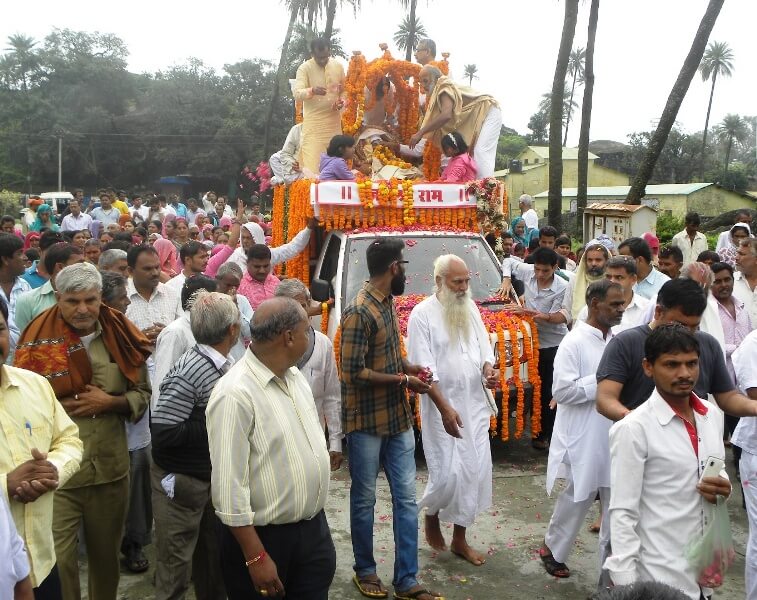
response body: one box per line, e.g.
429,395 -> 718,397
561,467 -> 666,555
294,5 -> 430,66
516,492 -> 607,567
408,295 -> 495,527
472,105 -> 502,179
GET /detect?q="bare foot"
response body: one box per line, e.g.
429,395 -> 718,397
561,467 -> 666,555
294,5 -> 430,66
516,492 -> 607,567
450,539 -> 486,566
424,514 -> 447,551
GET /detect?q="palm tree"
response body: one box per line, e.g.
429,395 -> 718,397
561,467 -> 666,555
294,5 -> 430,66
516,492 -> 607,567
539,86 -> 579,128
698,41 -> 733,180
262,0 -> 303,158
393,14 -> 427,56
4,34 -> 39,92
563,46 -> 585,145
576,1 -> 599,236
548,0 -> 579,232
463,64 -> 478,86
626,0 -> 724,205
397,0 -> 419,61
324,0 -> 361,41
715,114 -> 749,172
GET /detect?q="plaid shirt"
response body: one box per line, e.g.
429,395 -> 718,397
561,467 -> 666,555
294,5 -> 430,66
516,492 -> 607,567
340,282 -> 411,436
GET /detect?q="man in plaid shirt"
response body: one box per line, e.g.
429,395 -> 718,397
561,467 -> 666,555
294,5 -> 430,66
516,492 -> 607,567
340,238 -> 443,600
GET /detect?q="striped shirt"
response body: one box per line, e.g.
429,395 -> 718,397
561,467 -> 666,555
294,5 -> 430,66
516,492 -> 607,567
340,282 -> 411,436
207,349 -> 329,527
151,345 -> 229,480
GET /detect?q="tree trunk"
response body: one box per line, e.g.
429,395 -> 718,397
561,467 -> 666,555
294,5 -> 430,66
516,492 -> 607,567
262,3 -> 299,159
699,70 -> 717,181
323,0 -> 338,41
564,70 -> 578,146
548,0 -> 579,231
577,0 -> 599,241
724,135 -> 733,172
626,0 -> 724,204
405,0 -> 417,62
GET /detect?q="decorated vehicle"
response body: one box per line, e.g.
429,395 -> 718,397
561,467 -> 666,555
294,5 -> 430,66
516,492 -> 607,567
269,179 -> 542,441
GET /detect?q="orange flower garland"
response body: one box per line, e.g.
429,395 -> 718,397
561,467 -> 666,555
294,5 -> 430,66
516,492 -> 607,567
525,316 -> 542,437
496,323 -> 508,441
423,144 -> 442,181
321,302 -> 329,335
333,325 -> 342,378
342,52 -> 367,136
295,100 -> 303,124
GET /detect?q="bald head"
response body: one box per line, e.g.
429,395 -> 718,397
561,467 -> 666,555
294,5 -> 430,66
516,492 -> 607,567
251,297 -> 307,343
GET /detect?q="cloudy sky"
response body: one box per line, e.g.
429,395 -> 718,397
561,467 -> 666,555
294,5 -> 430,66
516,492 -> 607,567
3,0 -> 754,146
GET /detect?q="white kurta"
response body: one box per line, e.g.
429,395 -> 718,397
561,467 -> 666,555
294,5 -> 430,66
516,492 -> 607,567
407,295 -> 495,527
547,321 -> 613,502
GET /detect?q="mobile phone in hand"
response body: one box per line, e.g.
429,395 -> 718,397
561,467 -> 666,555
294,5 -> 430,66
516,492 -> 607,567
699,456 -> 725,483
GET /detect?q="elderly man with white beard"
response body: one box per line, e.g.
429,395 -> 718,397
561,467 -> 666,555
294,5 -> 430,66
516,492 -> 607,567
407,254 -> 499,566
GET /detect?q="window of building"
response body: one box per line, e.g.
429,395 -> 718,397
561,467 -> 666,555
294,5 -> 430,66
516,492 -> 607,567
523,159 -> 529,165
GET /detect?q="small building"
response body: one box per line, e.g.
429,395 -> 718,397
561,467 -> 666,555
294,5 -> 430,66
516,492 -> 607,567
494,146 -> 629,217
583,203 -> 657,247
533,183 -> 756,220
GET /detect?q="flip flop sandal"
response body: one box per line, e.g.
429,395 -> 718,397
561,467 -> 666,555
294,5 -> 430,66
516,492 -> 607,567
539,547 -> 570,578
394,589 -> 445,600
353,574 -> 389,599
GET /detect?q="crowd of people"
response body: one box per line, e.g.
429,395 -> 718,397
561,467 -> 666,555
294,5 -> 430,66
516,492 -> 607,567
492,197 -> 757,599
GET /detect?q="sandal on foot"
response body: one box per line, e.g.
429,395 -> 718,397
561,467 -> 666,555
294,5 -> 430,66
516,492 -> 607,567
539,547 -> 570,578
353,574 -> 389,599
394,588 -> 445,600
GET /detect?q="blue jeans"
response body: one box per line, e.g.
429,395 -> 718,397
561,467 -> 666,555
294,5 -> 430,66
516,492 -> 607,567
347,428 -> 418,591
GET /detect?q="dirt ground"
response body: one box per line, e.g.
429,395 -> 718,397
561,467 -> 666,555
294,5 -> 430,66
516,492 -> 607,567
100,436 -> 747,600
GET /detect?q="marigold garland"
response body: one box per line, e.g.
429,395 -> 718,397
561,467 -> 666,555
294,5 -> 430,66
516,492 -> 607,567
342,52 -> 367,136
374,145 -> 412,169
423,144 -> 442,181
321,302 -> 329,335
525,316 -> 542,437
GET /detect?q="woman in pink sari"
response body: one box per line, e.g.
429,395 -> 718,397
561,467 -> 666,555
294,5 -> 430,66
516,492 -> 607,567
153,238 -> 179,283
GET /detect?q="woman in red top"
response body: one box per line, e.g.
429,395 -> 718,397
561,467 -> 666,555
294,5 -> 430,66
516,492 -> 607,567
439,131 -> 478,182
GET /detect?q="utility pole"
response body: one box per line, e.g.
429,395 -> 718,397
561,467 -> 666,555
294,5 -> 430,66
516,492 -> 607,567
57,136 -> 62,191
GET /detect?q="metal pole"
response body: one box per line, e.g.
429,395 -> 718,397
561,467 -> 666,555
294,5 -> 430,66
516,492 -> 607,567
57,136 -> 62,191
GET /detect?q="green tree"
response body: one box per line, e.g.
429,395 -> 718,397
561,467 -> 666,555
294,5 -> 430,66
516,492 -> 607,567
539,85 -> 579,130
495,131 -> 528,171
2,34 -> 40,92
323,0 -> 361,41
397,0 -> 419,61
715,113 -> 749,172
698,40 -> 733,180
393,14 -> 427,56
626,0 -> 724,205
564,46 -> 585,145
463,64 -> 478,86
526,109 -> 549,145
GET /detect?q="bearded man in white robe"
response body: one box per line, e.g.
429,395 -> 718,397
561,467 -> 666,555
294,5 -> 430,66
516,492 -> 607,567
407,254 -> 498,566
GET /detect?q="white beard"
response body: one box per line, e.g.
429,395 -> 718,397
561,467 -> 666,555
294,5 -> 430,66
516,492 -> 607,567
437,284 -> 473,342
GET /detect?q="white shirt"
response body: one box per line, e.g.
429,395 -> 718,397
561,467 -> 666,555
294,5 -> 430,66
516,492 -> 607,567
605,390 -> 726,599
633,267 -> 670,300
733,271 -> 757,330
300,330 -> 342,452
576,292 -> 650,335
521,208 -> 539,230
90,206 -> 121,226
60,212 -> 92,232
671,230 -> 709,265
502,260 -> 568,348
164,272 -> 187,293
130,205 -> 150,222
547,321 -> 613,501
0,495 -> 29,594
732,329 -> 757,455
125,280 -> 183,450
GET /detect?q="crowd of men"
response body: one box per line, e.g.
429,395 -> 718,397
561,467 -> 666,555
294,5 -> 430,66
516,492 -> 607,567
494,198 -> 757,599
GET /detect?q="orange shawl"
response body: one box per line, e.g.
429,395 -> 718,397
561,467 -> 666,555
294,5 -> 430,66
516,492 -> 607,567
14,304 -> 152,398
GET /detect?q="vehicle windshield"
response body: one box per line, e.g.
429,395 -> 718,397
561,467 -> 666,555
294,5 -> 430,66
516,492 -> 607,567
343,234 -> 502,304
